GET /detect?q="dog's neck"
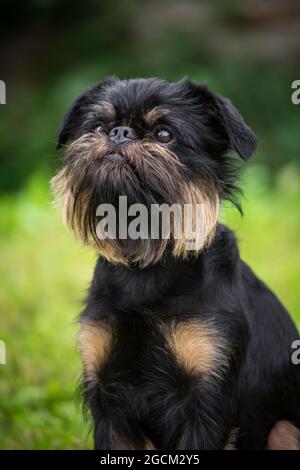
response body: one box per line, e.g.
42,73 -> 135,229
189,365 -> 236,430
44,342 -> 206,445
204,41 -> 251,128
86,224 -> 240,316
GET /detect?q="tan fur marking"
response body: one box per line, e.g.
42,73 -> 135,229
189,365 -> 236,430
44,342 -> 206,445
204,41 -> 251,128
144,439 -> 156,450
101,101 -> 117,122
144,107 -> 169,126
77,320 -> 113,380
166,321 -> 223,376
114,438 -> 156,451
167,322 -> 215,373
51,169 -> 74,226
267,421 -> 300,450
224,428 -> 239,450
89,102 -> 116,122
171,179 -> 220,258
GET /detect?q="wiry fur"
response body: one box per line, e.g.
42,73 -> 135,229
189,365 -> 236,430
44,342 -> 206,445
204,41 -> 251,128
52,119 -> 220,267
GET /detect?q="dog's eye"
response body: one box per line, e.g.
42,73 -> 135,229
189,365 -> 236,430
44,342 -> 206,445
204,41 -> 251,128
154,128 -> 173,143
95,126 -> 103,133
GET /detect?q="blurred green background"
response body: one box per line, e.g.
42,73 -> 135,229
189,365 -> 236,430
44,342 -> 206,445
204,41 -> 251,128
0,0 -> 299,449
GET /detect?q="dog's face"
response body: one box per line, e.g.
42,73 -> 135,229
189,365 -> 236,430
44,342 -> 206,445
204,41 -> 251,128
52,77 -> 256,267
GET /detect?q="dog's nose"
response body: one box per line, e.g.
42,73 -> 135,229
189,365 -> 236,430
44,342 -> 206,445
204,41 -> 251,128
108,126 -> 137,144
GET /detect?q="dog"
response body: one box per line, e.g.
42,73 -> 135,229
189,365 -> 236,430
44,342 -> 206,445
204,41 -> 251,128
52,77 -> 300,450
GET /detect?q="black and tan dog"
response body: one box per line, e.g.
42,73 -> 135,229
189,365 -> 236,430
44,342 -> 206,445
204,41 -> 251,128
52,77 -> 300,450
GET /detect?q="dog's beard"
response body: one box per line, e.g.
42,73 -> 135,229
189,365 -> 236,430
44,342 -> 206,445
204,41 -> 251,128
52,132 -> 220,267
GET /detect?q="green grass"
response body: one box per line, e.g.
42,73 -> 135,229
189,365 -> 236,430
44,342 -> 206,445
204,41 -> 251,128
0,166 -> 299,449
0,174 -> 94,449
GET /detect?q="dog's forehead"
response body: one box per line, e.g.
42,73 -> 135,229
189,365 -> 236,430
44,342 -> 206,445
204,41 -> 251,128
99,78 -> 192,122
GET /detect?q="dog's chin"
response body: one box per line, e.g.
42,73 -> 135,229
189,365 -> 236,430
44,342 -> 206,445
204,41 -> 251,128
103,154 -> 128,164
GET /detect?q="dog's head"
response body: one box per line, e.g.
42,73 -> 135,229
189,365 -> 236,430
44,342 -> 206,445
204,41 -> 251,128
52,77 -> 256,267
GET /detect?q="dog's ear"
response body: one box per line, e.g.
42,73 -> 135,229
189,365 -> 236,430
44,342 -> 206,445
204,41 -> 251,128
213,94 -> 257,161
56,77 -> 117,149
182,80 -> 257,160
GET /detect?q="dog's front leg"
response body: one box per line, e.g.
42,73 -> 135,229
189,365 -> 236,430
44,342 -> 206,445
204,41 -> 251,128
146,319 -> 237,450
78,317 -> 152,450
84,378 -> 148,450
148,372 -> 234,450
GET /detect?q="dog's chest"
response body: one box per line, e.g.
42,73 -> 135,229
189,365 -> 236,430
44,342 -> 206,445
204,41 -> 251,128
79,314 -> 222,389
79,313 -> 229,448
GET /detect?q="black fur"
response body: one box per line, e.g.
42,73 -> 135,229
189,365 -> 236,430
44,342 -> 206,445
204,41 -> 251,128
55,77 -> 300,449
